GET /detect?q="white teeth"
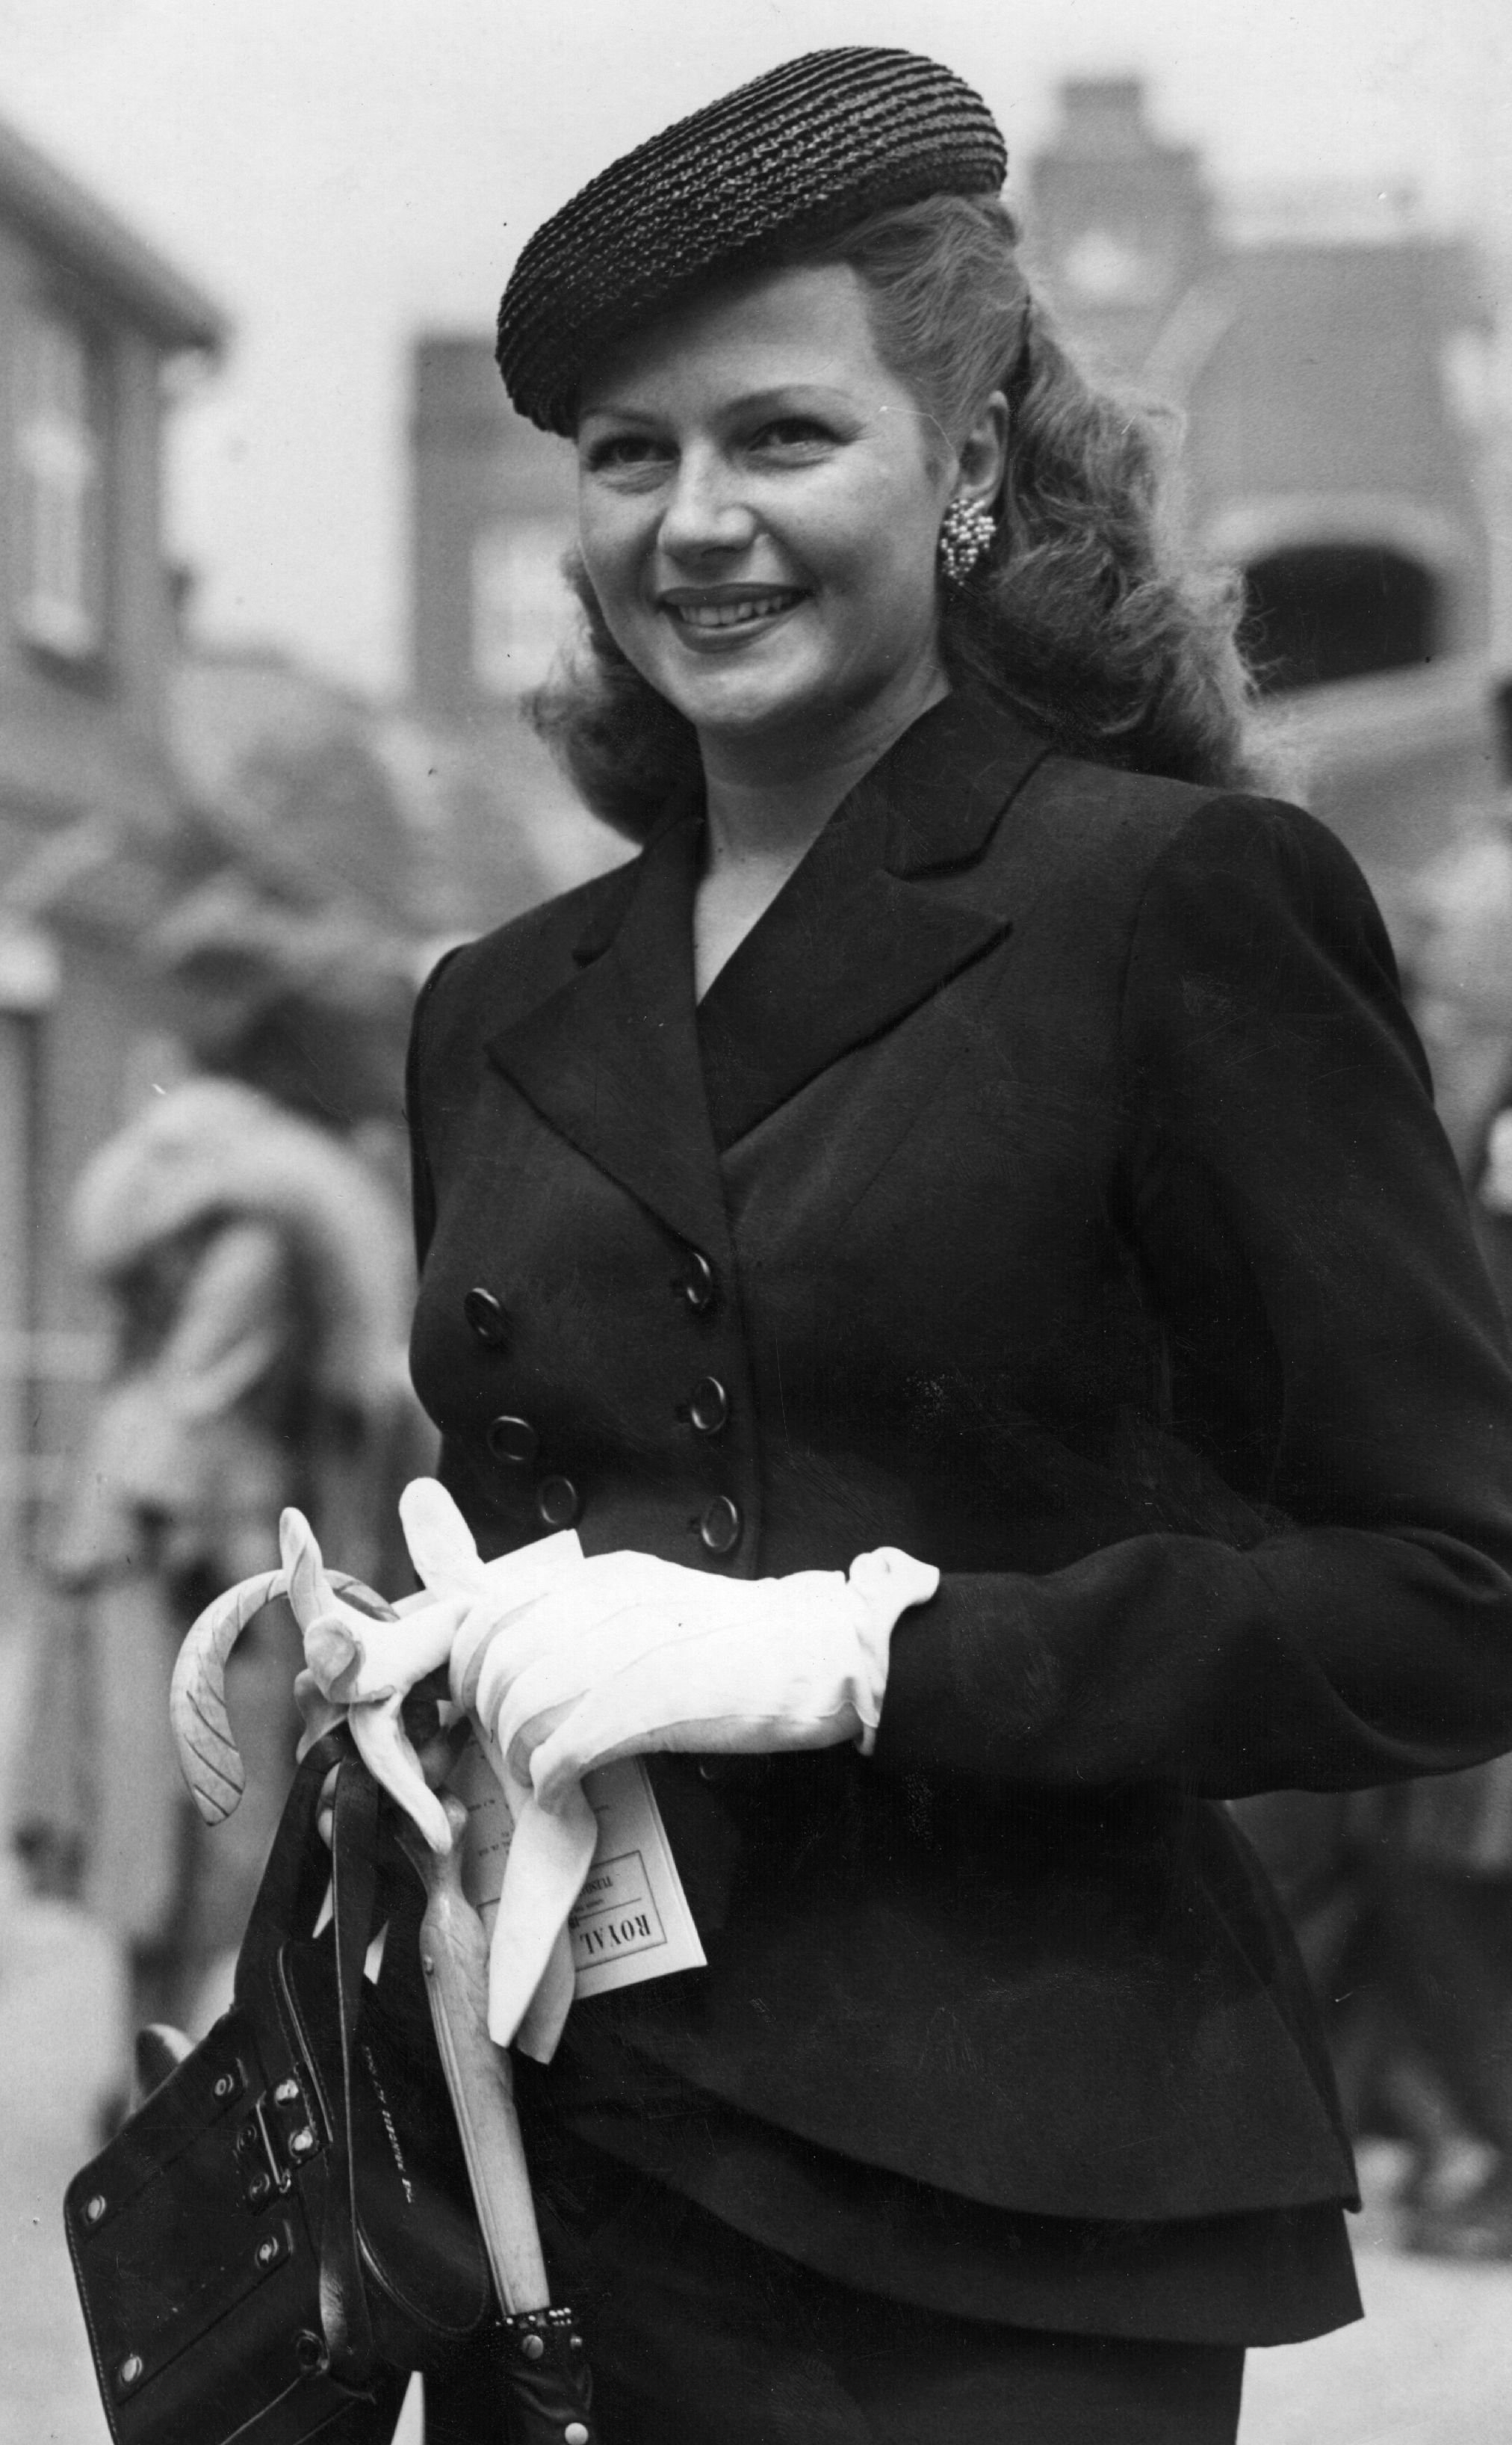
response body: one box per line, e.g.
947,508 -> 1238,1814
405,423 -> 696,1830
672,594 -> 799,630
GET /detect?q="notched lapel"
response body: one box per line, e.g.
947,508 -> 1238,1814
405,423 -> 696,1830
878,687 -> 1052,877
484,811 -> 733,1262
698,860 -> 1013,1150
698,693 -> 1047,1146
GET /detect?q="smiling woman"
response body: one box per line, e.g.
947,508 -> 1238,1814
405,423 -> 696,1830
394,46 -> 1512,2445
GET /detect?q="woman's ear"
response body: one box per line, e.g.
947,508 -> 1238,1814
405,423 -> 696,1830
955,389 -> 1008,510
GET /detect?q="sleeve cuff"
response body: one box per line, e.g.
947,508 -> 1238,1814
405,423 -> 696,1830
845,1548 -> 941,1755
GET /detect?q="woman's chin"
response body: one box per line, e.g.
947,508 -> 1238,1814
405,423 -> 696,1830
654,646 -> 900,752
663,664 -> 828,747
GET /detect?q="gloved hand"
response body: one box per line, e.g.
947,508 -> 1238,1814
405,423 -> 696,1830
458,1546 -> 941,1811
398,1483 -> 597,2056
280,1507 -> 464,1855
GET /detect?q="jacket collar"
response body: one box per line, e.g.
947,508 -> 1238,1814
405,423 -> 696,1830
867,686 -> 1052,876
486,692 -> 1050,1239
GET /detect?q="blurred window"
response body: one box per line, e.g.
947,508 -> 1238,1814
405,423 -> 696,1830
15,306 -> 107,661
471,516 -> 574,696
1242,545 -> 1437,694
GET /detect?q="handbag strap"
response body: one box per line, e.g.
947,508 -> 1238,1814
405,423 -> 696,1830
232,1736 -> 427,2396
317,1754 -> 385,2393
235,1728 -> 350,2006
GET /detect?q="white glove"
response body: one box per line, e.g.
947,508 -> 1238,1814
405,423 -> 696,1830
399,1483 -> 595,2058
459,1546 -> 941,1811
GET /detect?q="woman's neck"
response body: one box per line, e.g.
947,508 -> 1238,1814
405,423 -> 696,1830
701,747 -> 874,877
698,673 -> 948,874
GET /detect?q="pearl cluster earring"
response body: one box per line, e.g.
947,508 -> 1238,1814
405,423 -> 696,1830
938,495 -> 997,586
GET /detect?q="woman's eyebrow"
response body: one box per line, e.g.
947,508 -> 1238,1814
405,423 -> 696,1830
580,382 -> 855,429
577,402 -> 663,431
715,383 -> 852,415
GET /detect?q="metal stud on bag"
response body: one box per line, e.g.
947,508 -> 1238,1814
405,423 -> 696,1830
938,493 -> 997,584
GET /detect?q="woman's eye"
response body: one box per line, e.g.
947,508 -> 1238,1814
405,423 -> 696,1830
583,433 -> 670,474
752,417 -> 834,454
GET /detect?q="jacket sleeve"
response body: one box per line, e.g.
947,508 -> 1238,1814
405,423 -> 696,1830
874,794 -> 1512,1798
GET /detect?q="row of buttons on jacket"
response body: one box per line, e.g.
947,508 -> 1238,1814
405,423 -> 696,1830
462,1253 -> 740,1552
462,1252 -> 717,1352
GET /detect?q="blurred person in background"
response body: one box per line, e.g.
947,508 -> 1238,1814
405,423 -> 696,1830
10,883 -> 423,2125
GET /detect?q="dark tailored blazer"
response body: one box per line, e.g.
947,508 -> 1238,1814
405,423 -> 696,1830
406,689 -> 1512,2231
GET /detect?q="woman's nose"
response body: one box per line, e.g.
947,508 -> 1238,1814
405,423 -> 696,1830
657,449 -> 755,559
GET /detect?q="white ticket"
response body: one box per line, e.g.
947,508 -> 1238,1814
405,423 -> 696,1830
450,1737 -> 706,1997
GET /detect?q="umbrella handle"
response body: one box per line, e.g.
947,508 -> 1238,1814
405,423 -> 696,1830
402,1793 -> 600,2440
403,1793 -> 551,2312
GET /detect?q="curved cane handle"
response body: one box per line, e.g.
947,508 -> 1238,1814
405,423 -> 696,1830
170,1569 -> 286,1822
170,1562 -> 393,1824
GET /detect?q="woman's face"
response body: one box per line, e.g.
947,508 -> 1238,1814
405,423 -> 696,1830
576,262 -> 958,766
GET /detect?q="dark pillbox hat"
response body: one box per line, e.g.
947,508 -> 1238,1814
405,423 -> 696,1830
495,46 -> 1007,435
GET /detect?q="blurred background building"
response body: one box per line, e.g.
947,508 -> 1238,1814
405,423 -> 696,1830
0,112 -> 224,1559
408,334 -> 616,907
1025,75 -> 1505,931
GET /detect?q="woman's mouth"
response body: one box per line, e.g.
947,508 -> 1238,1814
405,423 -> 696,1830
663,590 -> 806,632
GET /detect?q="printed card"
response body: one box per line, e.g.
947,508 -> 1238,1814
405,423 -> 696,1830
451,1737 -> 707,1996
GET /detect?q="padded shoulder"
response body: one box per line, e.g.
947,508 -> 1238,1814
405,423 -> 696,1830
419,856 -> 639,1043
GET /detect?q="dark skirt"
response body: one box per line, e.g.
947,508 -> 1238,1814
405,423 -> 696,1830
424,2146 -> 1245,2445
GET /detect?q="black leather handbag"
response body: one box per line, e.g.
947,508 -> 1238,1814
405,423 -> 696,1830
64,1733 -> 493,2444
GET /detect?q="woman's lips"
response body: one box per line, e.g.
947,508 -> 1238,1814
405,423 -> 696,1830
661,589 -> 806,634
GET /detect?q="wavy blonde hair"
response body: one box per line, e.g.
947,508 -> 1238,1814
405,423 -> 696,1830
531,194 -> 1260,838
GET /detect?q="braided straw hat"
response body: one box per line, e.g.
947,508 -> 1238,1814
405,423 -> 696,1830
496,47 -> 1007,435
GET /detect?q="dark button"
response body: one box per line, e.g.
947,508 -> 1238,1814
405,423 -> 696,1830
537,1476 -> 580,1530
688,1376 -> 728,1435
675,1249 -> 716,1313
487,1415 -> 539,1467
698,1496 -> 741,1555
463,1287 -> 509,1347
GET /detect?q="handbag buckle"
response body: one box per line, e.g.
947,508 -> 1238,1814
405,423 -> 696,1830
237,2073 -> 322,2207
